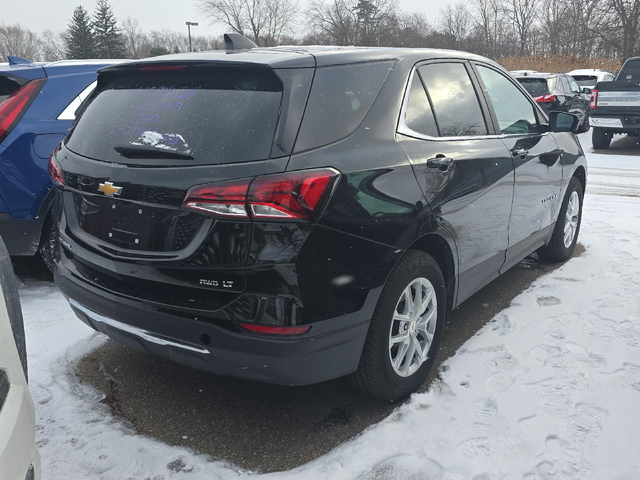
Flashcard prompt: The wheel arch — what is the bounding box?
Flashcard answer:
[405,233,457,312]
[572,165,587,194]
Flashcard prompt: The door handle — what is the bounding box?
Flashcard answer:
[539,149,563,167]
[427,155,454,170]
[511,147,528,158]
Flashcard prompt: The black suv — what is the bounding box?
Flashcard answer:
[51,38,587,400]
[515,73,591,133]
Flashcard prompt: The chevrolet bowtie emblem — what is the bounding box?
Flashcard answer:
[98,181,123,197]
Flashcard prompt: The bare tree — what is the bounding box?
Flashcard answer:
[0,24,41,61]
[503,0,540,55]
[121,17,150,59]
[440,2,472,50]
[41,29,66,61]
[471,0,506,57]
[197,0,299,46]
[597,0,640,59]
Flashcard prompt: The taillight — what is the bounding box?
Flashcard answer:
[48,144,64,187]
[237,323,310,335]
[0,78,46,144]
[534,94,555,103]
[183,168,339,221]
[590,89,598,109]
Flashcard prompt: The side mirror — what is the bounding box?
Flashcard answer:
[581,87,592,94]
[549,111,580,133]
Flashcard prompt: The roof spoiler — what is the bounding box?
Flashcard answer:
[224,33,258,50]
[8,56,32,66]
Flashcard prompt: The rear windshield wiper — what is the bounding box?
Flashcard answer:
[113,144,194,160]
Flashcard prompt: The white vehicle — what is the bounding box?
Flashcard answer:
[568,69,615,89]
[510,69,538,76]
[0,237,40,480]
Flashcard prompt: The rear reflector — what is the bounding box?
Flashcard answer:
[238,323,311,335]
[0,78,46,144]
[590,89,598,109]
[183,168,339,221]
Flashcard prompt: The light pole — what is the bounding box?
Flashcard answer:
[186,22,199,52]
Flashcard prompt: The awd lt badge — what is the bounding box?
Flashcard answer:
[98,181,123,197]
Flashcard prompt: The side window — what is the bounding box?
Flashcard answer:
[568,78,580,93]
[295,61,393,153]
[57,81,97,121]
[403,72,438,137]
[561,76,572,92]
[417,63,488,137]
[476,65,541,135]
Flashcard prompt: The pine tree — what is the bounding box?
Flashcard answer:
[92,0,125,58]
[64,6,96,59]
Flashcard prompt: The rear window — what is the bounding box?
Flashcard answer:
[294,61,393,153]
[572,75,597,87]
[517,78,549,97]
[66,67,283,165]
[620,60,640,81]
[0,75,24,102]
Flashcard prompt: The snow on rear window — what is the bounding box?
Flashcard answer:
[66,68,283,165]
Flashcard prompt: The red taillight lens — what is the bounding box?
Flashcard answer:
[590,89,598,109]
[183,169,339,221]
[48,147,64,188]
[238,323,310,335]
[0,78,46,143]
[534,94,555,103]
[184,178,252,218]
[249,169,337,220]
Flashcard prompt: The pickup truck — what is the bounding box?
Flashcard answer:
[590,57,640,148]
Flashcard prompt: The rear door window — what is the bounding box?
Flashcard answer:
[418,63,487,137]
[66,67,283,166]
[476,65,541,135]
[517,78,549,97]
[403,72,438,137]
[294,61,393,152]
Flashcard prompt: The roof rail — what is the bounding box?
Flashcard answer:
[224,33,258,50]
[8,56,32,66]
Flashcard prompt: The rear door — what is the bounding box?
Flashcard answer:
[397,60,515,304]
[472,63,563,271]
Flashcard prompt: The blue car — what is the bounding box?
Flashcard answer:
[0,56,125,270]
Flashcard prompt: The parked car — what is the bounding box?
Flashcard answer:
[510,69,538,76]
[0,235,40,480]
[568,68,615,90]
[514,72,591,132]
[0,56,125,271]
[51,35,587,401]
[589,57,640,149]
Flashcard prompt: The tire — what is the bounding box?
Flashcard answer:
[577,114,590,133]
[538,177,583,263]
[38,213,56,273]
[592,127,612,149]
[0,236,28,381]
[349,250,446,401]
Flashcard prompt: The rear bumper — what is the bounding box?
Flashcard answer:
[0,383,41,480]
[591,115,640,130]
[55,267,369,386]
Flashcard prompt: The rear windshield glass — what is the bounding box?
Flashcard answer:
[0,75,23,102]
[620,60,640,81]
[294,61,393,153]
[517,78,549,97]
[572,75,597,87]
[66,68,283,165]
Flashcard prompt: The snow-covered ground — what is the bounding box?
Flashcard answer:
[21,132,640,479]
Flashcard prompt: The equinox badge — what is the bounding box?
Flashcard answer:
[98,181,123,197]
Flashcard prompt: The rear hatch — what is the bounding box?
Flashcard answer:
[517,77,550,98]
[572,75,598,88]
[593,80,640,116]
[58,61,314,310]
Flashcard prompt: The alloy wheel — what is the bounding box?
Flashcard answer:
[388,277,437,377]
[564,191,580,247]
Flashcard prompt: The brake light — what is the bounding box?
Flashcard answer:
[534,94,555,103]
[590,89,598,109]
[0,78,46,144]
[238,323,310,335]
[48,147,64,188]
[183,169,339,221]
[139,65,184,71]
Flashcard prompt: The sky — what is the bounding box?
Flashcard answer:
[0,0,455,38]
